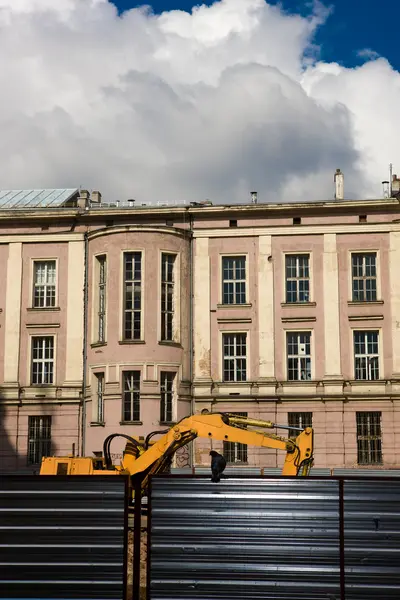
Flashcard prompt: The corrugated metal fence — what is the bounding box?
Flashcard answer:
[146,476,400,600]
[0,475,128,599]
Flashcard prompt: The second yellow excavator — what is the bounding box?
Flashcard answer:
[40,412,314,495]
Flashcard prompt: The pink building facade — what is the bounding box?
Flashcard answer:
[1,184,400,472]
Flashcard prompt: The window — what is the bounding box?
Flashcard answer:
[229,219,237,228]
[222,256,246,305]
[123,371,141,422]
[223,412,248,463]
[161,253,176,341]
[95,373,105,423]
[356,411,382,465]
[223,333,247,382]
[351,253,377,302]
[97,256,107,343]
[354,331,379,380]
[293,217,301,225]
[285,255,310,303]
[287,332,311,381]
[28,416,51,465]
[160,372,175,423]
[31,336,54,384]
[33,260,56,308]
[288,412,313,439]
[123,252,142,340]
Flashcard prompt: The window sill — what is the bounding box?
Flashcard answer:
[90,421,105,427]
[31,383,54,388]
[158,340,182,348]
[27,306,61,312]
[217,303,252,309]
[91,341,107,348]
[348,300,384,306]
[118,340,146,345]
[119,421,143,426]
[160,421,175,426]
[281,302,316,308]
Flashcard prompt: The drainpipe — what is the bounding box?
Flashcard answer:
[81,230,89,456]
[189,212,194,467]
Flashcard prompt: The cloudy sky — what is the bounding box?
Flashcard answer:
[0,0,398,204]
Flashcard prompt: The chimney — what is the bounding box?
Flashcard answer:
[334,168,344,200]
[251,191,258,204]
[391,174,400,197]
[78,189,90,209]
[91,190,102,204]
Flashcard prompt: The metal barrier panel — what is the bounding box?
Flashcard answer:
[148,477,341,599]
[344,478,400,599]
[0,475,128,599]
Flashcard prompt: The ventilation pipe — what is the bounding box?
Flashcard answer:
[334,169,344,200]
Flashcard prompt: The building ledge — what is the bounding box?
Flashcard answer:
[27,306,61,312]
[26,323,60,329]
[348,315,383,321]
[118,339,146,345]
[281,302,316,308]
[348,300,384,306]
[158,340,182,348]
[119,421,143,426]
[90,421,105,427]
[281,316,316,323]
[91,341,107,348]
[216,303,252,309]
[217,317,252,324]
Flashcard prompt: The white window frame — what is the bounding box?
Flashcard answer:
[284,253,311,303]
[121,250,144,341]
[288,412,313,438]
[221,331,248,382]
[353,329,380,381]
[348,250,381,302]
[95,373,105,423]
[160,371,176,424]
[223,411,248,463]
[350,251,379,302]
[285,330,313,381]
[31,335,55,385]
[159,252,179,342]
[221,255,247,305]
[31,259,57,308]
[218,253,249,305]
[92,254,107,344]
[122,370,141,422]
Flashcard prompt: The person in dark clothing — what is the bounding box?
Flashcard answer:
[209,450,227,482]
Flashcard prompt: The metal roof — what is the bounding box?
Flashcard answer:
[0,189,79,209]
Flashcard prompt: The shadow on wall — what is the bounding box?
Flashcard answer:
[0,402,18,473]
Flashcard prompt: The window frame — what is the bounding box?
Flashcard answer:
[284,253,311,304]
[27,415,52,466]
[93,254,107,344]
[220,255,247,305]
[285,330,313,381]
[218,253,249,306]
[350,251,379,302]
[356,411,383,465]
[160,252,178,342]
[31,259,58,309]
[160,371,176,424]
[288,412,313,439]
[348,250,381,302]
[122,370,141,422]
[353,329,381,381]
[121,250,143,342]
[30,335,55,385]
[221,331,248,382]
[95,372,105,423]
[223,411,248,464]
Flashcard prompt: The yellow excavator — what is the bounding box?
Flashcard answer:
[40,412,314,495]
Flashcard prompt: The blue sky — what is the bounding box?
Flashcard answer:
[113,0,399,71]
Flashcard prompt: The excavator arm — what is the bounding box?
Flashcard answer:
[119,412,313,491]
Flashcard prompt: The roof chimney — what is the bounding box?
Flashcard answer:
[251,191,258,204]
[334,168,344,200]
[392,174,400,197]
[78,189,90,209]
[91,190,102,204]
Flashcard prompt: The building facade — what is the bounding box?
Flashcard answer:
[1,180,400,472]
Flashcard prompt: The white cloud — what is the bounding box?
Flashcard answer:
[0,0,398,203]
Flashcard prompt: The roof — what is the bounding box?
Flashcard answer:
[0,189,79,209]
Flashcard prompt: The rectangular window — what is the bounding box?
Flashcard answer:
[352,253,377,302]
[223,333,247,382]
[160,372,175,423]
[33,260,56,308]
[223,412,248,464]
[285,254,310,303]
[161,253,176,341]
[27,416,51,465]
[287,332,311,381]
[288,412,313,439]
[123,252,142,340]
[222,256,246,304]
[354,331,379,380]
[95,373,105,423]
[31,336,54,384]
[356,411,382,465]
[97,256,107,343]
[123,371,141,422]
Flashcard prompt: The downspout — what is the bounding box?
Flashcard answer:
[189,212,194,467]
[81,230,89,456]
